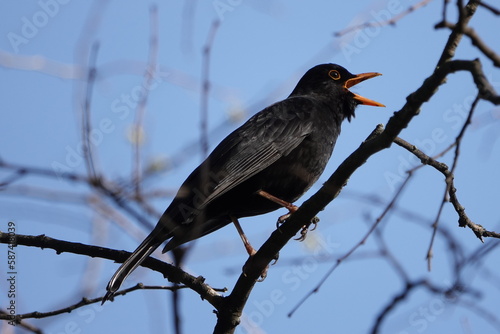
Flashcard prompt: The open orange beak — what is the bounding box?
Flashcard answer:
[344,72,385,107]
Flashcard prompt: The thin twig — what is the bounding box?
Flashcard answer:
[436,21,500,67]
[424,91,479,271]
[426,182,451,271]
[373,225,410,282]
[132,5,159,197]
[436,0,480,66]
[288,171,412,317]
[442,0,450,23]
[479,1,500,15]
[370,280,460,334]
[334,0,434,37]
[0,283,226,322]
[394,136,500,241]
[81,42,100,181]
[0,160,155,230]
[0,310,43,333]
[200,20,220,158]
[370,280,426,334]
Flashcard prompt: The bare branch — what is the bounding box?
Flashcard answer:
[0,283,227,323]
[426,94,480,269]
[393,136,500,241]
[0,310,42,333]
[334,0,433,37]
[213,3,499,327]
[436,21,500,67]
[371,280,426,334]
[200,20,220,158]
[3,1,499,332]
[0,232,225,310]
[288,170,412,318]
[132,4,160,197]
[479,1,500,15]
[370,280,461,334]
[436,0,480,66]
[81,42,100,181]
[0,160,155,230]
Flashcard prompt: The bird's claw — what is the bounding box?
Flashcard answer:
[276,213,290,230]
[310,216,320,231]
[243,256,269,282]
[295,225,309,241]
[294,216,320,241]
[242,250,279,281]
[271,251,279,265]
[257,268,268,282]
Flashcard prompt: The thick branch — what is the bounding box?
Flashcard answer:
[436,0,480,66]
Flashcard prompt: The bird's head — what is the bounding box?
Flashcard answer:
[290,63,385,121]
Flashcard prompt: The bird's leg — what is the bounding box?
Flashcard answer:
[256,190,320,241]
[231,216,268,281]
[255,190,298,228]
[231,216,256,256]
[256,190,298,213]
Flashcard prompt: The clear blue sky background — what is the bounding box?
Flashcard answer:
[1,1,499,333]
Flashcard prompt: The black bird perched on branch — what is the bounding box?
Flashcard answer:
[103,63,384,302]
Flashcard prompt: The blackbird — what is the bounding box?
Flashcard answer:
[103,63,384,302]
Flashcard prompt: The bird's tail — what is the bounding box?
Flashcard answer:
[102,229,164,304]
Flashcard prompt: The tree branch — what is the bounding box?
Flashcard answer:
[436,0,480,66]
[212,1,500,328]
[436,21,500,67]
[288,170,413,317]
[393,137,500,241]
[0,283,226,322]
[333,0,433,37]
[0,232,225,312]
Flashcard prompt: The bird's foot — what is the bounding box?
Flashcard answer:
[258,189,318,238]
[242,254,268,282]
[242,251,279,282]
[276,212,320,241]
[276,212,291,229]
[294,216,320,241]
[271,251,280,265]
[257,265,268,282]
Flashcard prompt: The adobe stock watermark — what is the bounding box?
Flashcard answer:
[340,0,403,63]
[240,234,340,331]
[384,94,477,192]
[7,0,72,53]
[397,287,458,334]
[47,303,105,334]
[384,72,500,192]
[212,0,244,21]
[51,69,166,180]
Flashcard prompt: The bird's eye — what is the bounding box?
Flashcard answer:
[328,70,341,80]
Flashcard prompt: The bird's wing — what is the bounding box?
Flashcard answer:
[200,97,315,206]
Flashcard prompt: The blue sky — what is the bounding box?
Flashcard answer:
[1,1,500,333]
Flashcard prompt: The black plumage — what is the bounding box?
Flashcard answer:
[103,63,383,302]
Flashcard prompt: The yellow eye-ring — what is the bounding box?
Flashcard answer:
[328,70,341,80]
